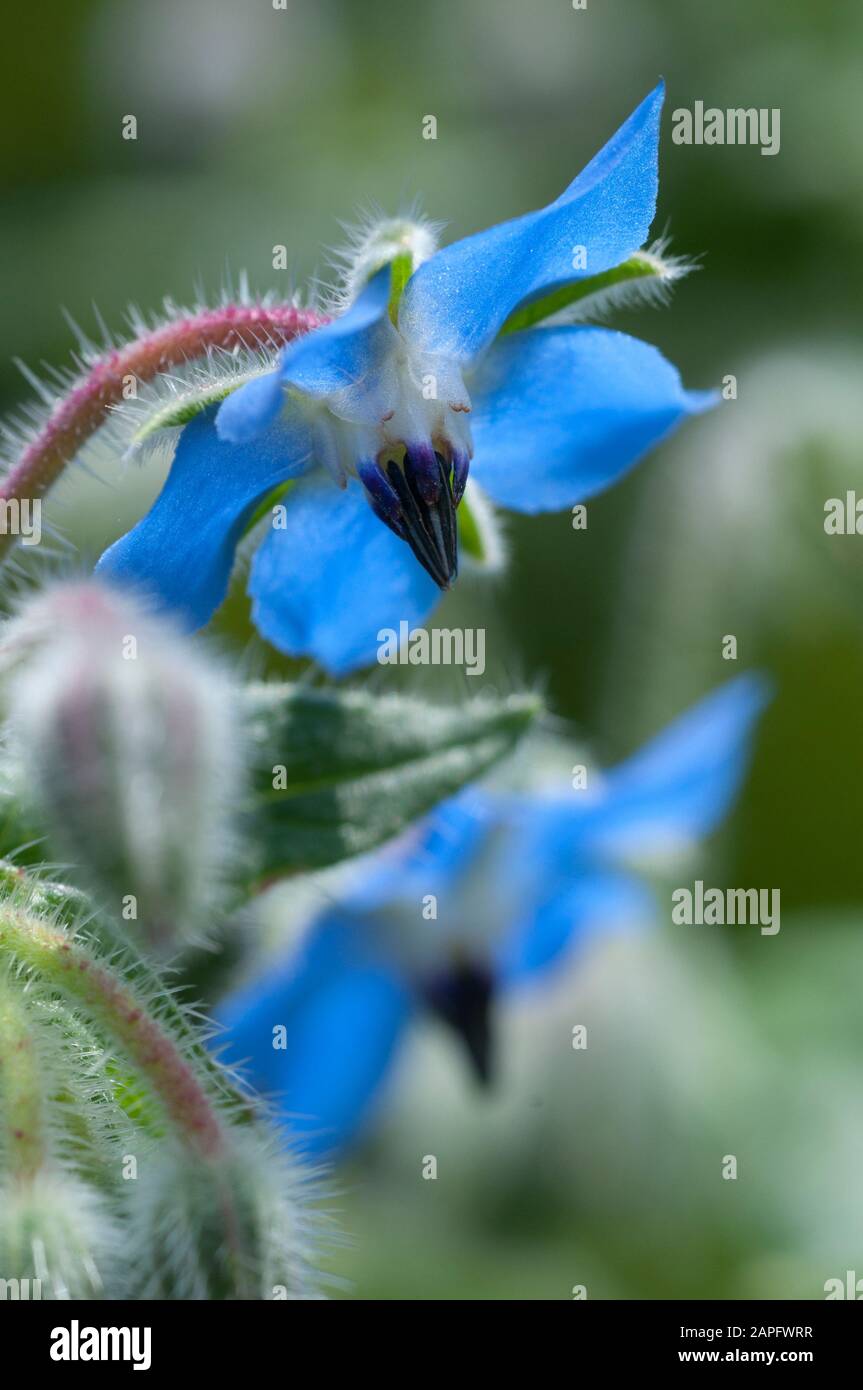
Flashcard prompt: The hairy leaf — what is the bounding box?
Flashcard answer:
[241,684,540,882]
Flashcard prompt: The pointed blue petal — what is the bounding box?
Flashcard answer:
[216,370,284,445]
[492,675,769,982]
[341,787,497,913]
[468,325,716,513]
[508,673,770,880]
[399,83,664,363]
[281,266,393,391]
[215,914,414,1157]
[578,672,772,856]
[96,406,311,630]
[496,871,654,985]
[216,269,396,443]
[249,473,440,676]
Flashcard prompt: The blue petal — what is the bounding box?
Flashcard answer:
[216,370,284,446]
[496,871,654,985]
[468,326,716,513]
[492,675,769,982]
[282,267,394,390]
[341,787,497,914]
[215,914,414,1158]
[217,269,395,444]
[578,672,772,855]
[96,405,311,630]
[508,673,771,876]
[398,83,664,363]
[249,472,441,676]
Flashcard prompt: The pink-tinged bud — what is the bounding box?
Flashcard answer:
[1,581,239,951]
[126,1133,324,1300]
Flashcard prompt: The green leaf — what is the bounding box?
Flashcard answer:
[241,684,541,883]
[387,251,414,323]
[128,370,269,450]
[499,251,678,335]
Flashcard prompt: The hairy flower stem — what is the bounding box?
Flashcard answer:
[0,303,327,562]
[0,977,44,1181]
[0,909,224,1159]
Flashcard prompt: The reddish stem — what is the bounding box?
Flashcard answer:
[0,911,225,1160]
[0,303,327,558]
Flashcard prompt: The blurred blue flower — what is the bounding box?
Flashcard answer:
[98,80,714,675]
[215,674,769,1158]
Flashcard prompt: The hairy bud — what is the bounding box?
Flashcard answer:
[126,1133,323,1300]
[0,1172,120,1299]
[331,210,442,311]
[0,580,239,950]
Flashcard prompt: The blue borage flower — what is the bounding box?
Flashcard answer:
[97,81,714,675]
[215,674,769,1157]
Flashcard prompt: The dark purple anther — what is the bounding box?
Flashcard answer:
[359,451,459,589]
[451,450,470,506]
[358,460,403,528]
[404,442,442,505]
[424,960,495,1085]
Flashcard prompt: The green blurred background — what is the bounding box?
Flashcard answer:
[2,0,862,1299]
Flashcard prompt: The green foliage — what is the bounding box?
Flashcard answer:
[499,252,672,334]
[0,585,540,1298]
[240,684,541,882]
[128,374,262,448]
[0,864,321,1299]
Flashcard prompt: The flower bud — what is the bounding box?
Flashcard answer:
[1,580,239,950]
[126,1132,323,1300]
[0,1172,120,1299]
[333,211,441,310]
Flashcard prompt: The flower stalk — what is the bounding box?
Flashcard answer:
[0,303,326,563]
[0,974,45,1181]
[0,907,224,1159]
[0,889,322,1299]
